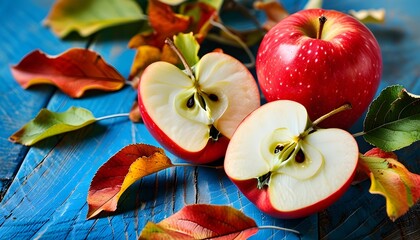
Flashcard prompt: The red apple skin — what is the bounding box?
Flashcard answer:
[230,169,357,219]
[256,9,382,129]
[138,96,230,164]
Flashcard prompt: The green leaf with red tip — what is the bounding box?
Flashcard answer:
[9,107,96,146]
[11,49,125,98]
[87,144,173,219]
[363,85,420,151]
[359,148,420,221]
[139,204,258,239]
[44,0,146,38]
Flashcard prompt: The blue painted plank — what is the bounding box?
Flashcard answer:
[0,0,419,240]
[0,0,87,196]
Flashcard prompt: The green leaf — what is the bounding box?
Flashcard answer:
[44,0,147,38]
[158,0,188,6]
[304,0,323,9]
[358,148,420,221]
[198,0,223,11]
[363,85,420,151]
[9,107,96,146]
[173,32,200,67]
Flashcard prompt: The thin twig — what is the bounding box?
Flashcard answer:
[173,163,224,170]
[352,131,365,137]
[209,18,256,68]
[258,225,301,236]
[96,113,130,121]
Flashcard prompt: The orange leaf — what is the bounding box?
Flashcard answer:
[11,48,125,98]
[254,1,289,31]
[129,45,162,81]
[359,148,420,221]
[129,100,142,123]
[180,1,218,43]
[128,44,179,81]
[139,204,258,239]
[87,144,173,219]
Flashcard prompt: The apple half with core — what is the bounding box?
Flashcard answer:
[224,100,359,218]
[138,40,260,163]
[256,9,382,129]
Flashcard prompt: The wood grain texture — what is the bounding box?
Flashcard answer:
[0,0,419,239]
[0,0,82,198]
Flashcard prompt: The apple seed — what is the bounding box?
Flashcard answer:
[208,93,219,102]
[257,171,271,189]
[209,125,221,141]
[274,144,285,154]
[295,150,305,163]
[187,94,195,108]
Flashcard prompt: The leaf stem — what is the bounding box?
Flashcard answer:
[96,113,130,121]
[312,103,352,127]
[124,80,135,87]
[209,18,256,68]
[173,163,224,170]
[258,225,301,236]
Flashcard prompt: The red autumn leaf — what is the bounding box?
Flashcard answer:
[137,0,191,48]
[87,144,173,219]
[139,204,259,239]
[11,48,125,98]
[359,148,420,221]
[180,1,218,43]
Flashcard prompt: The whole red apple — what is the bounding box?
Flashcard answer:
[256,9,382,129]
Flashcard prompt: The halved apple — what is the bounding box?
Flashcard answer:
[224,100,359,218]
[138,52,261,163]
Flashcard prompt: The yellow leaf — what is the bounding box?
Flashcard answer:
[359,148,420,221]
[87,144,173,219]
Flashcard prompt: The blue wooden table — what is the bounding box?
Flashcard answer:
[0,0,419,239]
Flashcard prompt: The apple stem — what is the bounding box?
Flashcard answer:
[312,103,352,127]
[352,131,365,137]
[173,163,224,170]
[258,225,301,236]
[317,15,327,39]
[95,113,130,121]
[165,38,196,82]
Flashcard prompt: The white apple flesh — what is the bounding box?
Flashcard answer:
[139,52,261,163]
[224,100,359,218]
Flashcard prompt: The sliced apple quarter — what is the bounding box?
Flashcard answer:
[138,52,260,163]
[224,100,359,218]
